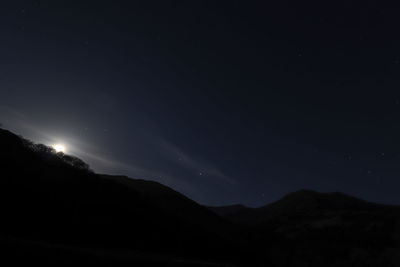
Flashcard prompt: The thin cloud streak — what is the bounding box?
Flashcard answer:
[0,106,234,199]
[75,148,199,197]
[158,138,237,185]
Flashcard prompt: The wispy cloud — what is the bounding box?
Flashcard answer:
[158,138,237,185]
[0,105,236,198]
[75,148,199,196]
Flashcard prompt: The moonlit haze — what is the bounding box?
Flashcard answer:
[53,144,66,153]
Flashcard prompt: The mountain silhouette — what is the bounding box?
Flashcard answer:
[0,128,243,266]
[210,190,400,266]
[210,189,387,224]
[1,127,400,266]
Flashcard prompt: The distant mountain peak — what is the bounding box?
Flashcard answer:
[207,189,384,226]
[262,189,372,213]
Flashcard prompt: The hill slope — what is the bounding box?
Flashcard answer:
[2,127,400,266]
[211,190,400,266]
[217,189,388,224]
[0,128,242,265]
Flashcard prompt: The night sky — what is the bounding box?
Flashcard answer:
[2,1,400,207]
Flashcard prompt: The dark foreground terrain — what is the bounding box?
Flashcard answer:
[1,128,400,266]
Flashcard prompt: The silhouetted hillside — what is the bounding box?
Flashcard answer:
[2,127,400,266]
[0,128,244,266]
[217,189,387,224]
[211,190,400,266]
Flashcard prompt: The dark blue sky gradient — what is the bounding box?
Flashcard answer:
[2,1,400,206]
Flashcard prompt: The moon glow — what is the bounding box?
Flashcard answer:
[53,144,66,153]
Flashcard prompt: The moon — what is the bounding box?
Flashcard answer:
[53,144,66,153]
